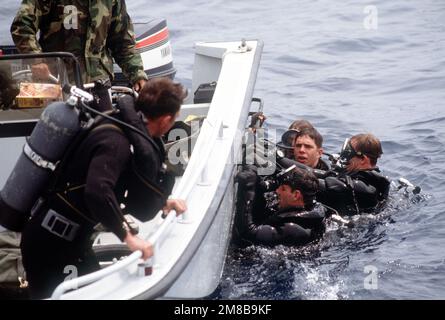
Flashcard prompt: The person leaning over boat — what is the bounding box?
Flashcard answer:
[235,166,326,246]
[20,78,187,299]
[316,133,390,216]
[278,119,330,170]
[10,0,148,110]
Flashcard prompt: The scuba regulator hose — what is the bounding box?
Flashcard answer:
[79,99,151,141]
[65,84,154,145]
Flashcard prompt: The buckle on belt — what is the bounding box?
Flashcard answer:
[41,210,80,241]
[23,142,58,171]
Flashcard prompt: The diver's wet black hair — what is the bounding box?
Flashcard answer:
[136,78,186,119]
[284,166,319,210]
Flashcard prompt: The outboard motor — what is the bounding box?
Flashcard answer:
[0,101,80,231]
[113,18,176,86]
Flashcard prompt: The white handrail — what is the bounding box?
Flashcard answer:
[50,210,179,300]
[83,84,139,98]
[51,250,142,300]
[148,210,178,245]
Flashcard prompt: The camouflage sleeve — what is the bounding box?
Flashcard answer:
[108,0,148,84]
[10,0,43,53]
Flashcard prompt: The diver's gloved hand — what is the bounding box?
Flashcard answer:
[249,112,266,129]
[235,165,258,188]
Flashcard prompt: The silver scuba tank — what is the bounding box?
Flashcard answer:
[0,101,80,231]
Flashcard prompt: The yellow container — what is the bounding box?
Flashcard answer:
[15,83,62,109]
[15,96,61,109]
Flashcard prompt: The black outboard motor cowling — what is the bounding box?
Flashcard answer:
[0,101,80,231]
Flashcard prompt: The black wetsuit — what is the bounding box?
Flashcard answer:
[316,158,330,171]
[235,166,326,246]
[20,122,166,299]
[317,168,390,216]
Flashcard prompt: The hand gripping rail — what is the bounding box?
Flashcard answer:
[51,210,179,300]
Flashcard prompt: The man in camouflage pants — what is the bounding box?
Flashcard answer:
[10,0,148,109]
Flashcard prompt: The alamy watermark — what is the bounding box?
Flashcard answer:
[165,124,278,176]
[63,5,79,30]
[363,5,378,30]
[63,265,79,290]
[364,265,378,290]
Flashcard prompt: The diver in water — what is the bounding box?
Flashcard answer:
[278,124,330,171]
[265,128,390,217]
[235,165,326,246]
[316,133,390,216]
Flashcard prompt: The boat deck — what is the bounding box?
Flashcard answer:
[0,108,43,138]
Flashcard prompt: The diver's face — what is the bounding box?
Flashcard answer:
[276,185,303,209]
[156,111,180,137]
[293,135,323,168]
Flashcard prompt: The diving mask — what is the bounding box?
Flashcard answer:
[276,129,301,150]
[337,138,363,167]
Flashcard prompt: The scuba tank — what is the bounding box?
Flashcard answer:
[0,100,81,231]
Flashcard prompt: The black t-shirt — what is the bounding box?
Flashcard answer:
[51,125,132,240]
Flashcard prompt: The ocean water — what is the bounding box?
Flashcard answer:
[1,0,444,299]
